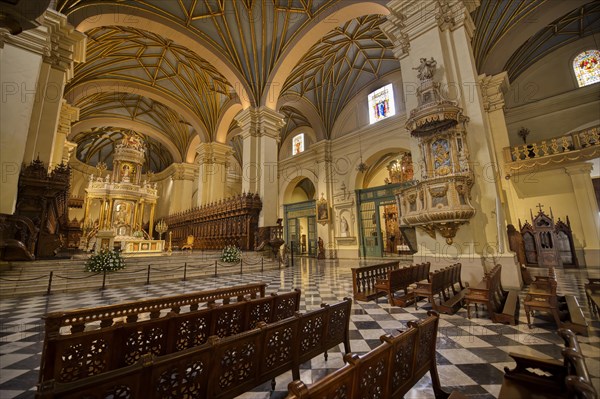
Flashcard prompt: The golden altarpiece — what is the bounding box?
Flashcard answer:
[396,58,476,244]
[79,135,163,255]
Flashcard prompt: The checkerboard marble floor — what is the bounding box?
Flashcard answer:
[1,258,599,398]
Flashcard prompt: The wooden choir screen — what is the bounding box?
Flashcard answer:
[165,193,262,250]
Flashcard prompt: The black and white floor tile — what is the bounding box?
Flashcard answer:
[1,258,599,398]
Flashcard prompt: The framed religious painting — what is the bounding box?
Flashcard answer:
[316,194,329,225]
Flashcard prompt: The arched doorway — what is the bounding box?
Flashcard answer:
[355,152,417,258]
[283,178,318,257]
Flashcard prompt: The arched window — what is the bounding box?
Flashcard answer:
[292,133,304,155]
[573,50,600,87]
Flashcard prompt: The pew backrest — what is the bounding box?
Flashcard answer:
[286,311,445,399]
[40,289,300,385]
[36,298,353,399]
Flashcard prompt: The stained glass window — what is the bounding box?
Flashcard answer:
[368,84,396,124]
[573,50,600,87]
[292,133,304,155]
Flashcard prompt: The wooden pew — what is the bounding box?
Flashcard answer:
[413,263,467,314]
[373,262,430,306]
[464,264,520,325]
[524,267,588,336]
[499,329,597,399]
[35,298,353,399]
[285,311,452,399]
[39,289,301,385]
[351,261,399,301]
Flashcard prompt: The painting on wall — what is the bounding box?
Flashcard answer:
[432,138,451,175]
[316,193,329,225]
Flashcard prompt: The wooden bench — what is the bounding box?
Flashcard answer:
[286,311,455,399]
[373,262,430,306]
[351,261,399,301]
[585,278,600,318]
[39,288,300,385]
[413,263,467,314]
[464,264,520,325]
[499,329,597,398]
[524,267,588,336]
[36,298,353,399]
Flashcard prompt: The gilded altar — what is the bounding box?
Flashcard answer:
[80,134,161,252]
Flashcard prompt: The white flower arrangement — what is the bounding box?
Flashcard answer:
[85,249,126,272]
[221,245,242,263]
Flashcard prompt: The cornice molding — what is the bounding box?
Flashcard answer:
[196,142,233,165]
[235,106,286,141]
[170,162,198,181]
[478,72,510,112]
[505,85,600,124]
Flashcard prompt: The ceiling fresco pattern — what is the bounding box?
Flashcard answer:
[54,0,599,169]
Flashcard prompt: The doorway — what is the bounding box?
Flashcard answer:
[356,183,414,258]
[284,200,317,257]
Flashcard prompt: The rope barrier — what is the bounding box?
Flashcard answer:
[150,265,185,273]
[54,272,101,280]
[0,275,48,282]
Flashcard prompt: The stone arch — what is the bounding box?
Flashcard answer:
[215,100,244,144]
[277,93,327,141]
[65,7,253,108]
[185,135,201,164]
[280,173,319,208]
[70,117,183,163]
[263,1,390,109]
[351,145,412,190]
[65,81,211,143]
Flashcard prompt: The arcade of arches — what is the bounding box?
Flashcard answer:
[1,1,599,282]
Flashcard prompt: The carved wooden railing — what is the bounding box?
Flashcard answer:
[165,193,262,250]
[36,298,353,399]
[503,126,599,173]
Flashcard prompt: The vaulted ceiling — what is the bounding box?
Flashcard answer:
[55,0,599,171]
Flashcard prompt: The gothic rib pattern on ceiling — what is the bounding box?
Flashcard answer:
[281,14,400,138]
[73,127,174,173]
[74,92,195,161]
[66,25,234,141]
[279,105,311,146]
[57,0,338,106]
[504,2,600,81]
[471,0,547,72]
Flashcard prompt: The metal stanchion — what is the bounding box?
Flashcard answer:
[45,271,53,296]
[182,262,187,281]
[214,260,218,276]
[101,270,107,290]
[145,265,151,285]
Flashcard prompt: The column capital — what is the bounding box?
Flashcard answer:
[57,99,80,136]
[234,106,286,141]
[169,162,198,181]
[41,9,86,80]
[63,140,77,164]
[382,0,479,59]
[196,142,232,165]
[478,72,510,112]
[564,162,594,176]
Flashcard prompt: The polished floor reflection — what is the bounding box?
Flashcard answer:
[1,257,598,398]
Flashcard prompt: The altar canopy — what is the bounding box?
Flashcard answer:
[80,135,159,253]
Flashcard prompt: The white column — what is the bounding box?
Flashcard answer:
[0,9,84,214]
[196,142,232,206]
[235,107,285,227]
[170,162,197,213]
[50,100,79,168]
[381,0,522,287]
[565,163,600,267]
[313,141,335,257]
